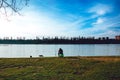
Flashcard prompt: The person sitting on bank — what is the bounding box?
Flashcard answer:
[58,48,64,57]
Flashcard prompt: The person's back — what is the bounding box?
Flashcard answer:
[58,48,64,57]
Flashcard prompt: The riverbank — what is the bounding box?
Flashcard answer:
[0,56,120,80]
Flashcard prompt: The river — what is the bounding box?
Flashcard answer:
[0,44,120,58]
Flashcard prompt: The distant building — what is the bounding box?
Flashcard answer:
[115,35,120,40]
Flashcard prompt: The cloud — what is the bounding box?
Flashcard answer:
[0,6,81,38]
[88,15,120,37]
[89,3,112,17]
[93,18,105,25]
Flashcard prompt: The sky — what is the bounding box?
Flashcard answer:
[0,0,120,39]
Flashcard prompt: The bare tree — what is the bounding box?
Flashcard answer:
[0,0,29,16]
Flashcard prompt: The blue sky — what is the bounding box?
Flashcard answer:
[0,0,120,38]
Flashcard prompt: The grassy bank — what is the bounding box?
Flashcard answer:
[0,57,120,80]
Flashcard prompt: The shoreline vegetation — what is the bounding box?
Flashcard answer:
[0,36,120,44]
[0,39,120,44]
[0,56,120,80]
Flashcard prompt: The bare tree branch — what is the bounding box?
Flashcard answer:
[0,0,4,8]
[0,0,29,16]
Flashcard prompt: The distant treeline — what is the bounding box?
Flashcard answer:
[0,36,120,44]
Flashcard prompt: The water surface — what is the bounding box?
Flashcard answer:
[0,44,120,58]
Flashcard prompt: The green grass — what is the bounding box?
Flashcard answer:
[0,57,120,80]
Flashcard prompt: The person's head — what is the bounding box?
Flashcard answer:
[59,48,62,50]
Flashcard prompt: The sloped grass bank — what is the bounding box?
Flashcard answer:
[0,57,120,80]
